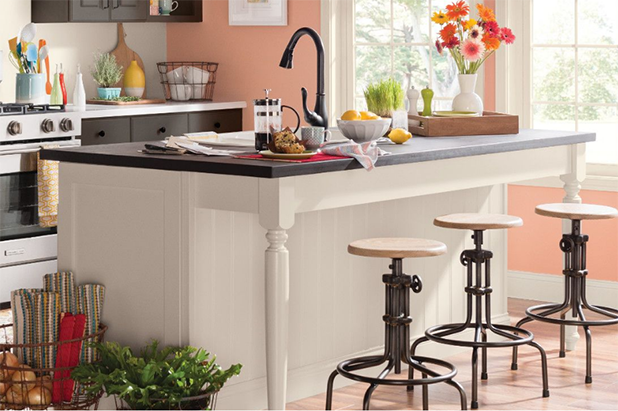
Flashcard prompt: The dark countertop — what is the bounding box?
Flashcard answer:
[41,129,595,179]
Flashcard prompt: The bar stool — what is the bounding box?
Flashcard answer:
[512,203,618,384]
[411,214,549,409]
[325,238,467,410]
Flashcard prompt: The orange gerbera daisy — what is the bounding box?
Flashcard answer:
[482,32,500,50]
[440,23,458,42]
[476,3,496,21]
[446,1,469,20]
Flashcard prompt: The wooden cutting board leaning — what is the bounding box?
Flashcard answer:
[110,23,146,97]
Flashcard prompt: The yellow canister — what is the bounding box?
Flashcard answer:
[124,60,145,98]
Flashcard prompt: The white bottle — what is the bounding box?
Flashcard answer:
[73,64,86,110]
[407,86,420,116]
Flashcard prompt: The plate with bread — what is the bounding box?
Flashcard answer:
[260,127,317,159]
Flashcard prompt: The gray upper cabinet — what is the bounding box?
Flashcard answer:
[111,0,148,21]
[71,0,110,22]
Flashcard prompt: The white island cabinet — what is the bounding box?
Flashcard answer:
[41,129,593,410]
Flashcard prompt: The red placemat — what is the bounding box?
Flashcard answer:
[235,152,349,163]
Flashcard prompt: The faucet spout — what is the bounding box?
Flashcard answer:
[279,27,328,129]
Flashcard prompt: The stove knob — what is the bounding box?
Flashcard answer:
[7,121,22,136]
[60,118,74,132]
[41,119,55,133]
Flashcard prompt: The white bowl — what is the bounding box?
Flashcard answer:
[170,84,192,101]
[336,118,391,143]
[185,66,209,85]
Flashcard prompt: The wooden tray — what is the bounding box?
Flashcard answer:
[86,98,166,106]
[408,111,519,137]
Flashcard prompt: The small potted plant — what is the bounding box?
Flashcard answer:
[364,78,407,133]
[91,52,123,100]
[72,340,242,410]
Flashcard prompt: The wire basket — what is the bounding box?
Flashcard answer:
[157,62,219,102]
[0,323,107,410]
[114,390,219,410]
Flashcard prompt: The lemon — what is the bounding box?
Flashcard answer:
[388,128,412,144]
[341,110,362,121]
[360,111,381,120]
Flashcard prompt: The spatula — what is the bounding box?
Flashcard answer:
[39,39,52,94]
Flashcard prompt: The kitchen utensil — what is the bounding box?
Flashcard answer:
[50,64,63,105]
[421,86,434,116]
[336,118,391,143]
[253,89,301,151]
[38,44,49,70]
[110,23,146,97]
[26,44,38,72]
[160,0,179,15]
[59,63,67,104]
[301,126,331,150]
[170,84,192,101]
[17,23,37,45]
[73,64,86,109]
[39,40,52,94]
[260,150,317,160]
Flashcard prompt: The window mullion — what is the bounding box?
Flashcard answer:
[574,0,579,131]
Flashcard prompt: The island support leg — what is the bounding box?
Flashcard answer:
[259,178,295,410]
[560,143,586,352]
[265,229,290,410]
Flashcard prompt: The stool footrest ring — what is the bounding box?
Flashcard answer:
[337,355,457,386]
[425,323,534,347]
[526,303,618,326]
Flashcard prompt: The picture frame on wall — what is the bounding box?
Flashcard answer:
[229,0,288,26]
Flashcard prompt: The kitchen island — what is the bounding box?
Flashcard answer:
[42,130,593,410]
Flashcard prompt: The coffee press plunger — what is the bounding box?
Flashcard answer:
[253,89,301,151]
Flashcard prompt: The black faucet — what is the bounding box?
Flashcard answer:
[279,27,328,129]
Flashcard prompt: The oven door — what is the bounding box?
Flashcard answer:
[0,139,80,303]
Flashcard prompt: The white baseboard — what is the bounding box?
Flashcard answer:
[217,313,511,410]
[508,270,618,308]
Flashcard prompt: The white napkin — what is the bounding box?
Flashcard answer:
[320,141,388,171]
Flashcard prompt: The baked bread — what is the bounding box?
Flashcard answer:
[269,127,305,154]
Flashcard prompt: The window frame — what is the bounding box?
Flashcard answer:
[496,0,618,177]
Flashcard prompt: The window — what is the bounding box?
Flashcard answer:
[353,0,464,111]
[530,0,618,165]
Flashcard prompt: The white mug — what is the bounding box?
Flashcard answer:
[161,0,178,15]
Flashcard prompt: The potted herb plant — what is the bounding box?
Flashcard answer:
[72,340,242,410]
[91,52,123,100]
[364,78,406,133]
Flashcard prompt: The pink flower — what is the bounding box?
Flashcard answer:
[435,39,444,55]
[442,37,460,49]
[460,39,486,61]
[483,20,500,36]
[500,27,516,44]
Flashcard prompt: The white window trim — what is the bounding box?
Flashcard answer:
[321,0,485,122]
[495,0,618,188]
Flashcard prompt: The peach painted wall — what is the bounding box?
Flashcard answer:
[166,0,321,130]
[508,185,618,282]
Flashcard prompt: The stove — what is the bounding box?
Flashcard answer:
[0,103,82,305]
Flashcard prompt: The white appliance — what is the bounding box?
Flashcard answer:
[0,103,81,305]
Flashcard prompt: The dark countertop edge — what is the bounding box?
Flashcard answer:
[41,132,596,179]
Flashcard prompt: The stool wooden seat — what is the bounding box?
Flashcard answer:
[434,213,523,230]
[536,203,618,220]
[348,238,447,259]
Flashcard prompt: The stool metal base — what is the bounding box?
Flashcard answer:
[512,220,618,384]
[325,259,467,410]
[411,231,549,409]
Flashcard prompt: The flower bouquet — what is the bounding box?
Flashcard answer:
[432,1,515,113]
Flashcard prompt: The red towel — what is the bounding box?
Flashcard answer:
[64,314,86,402]
[53,313,75,403]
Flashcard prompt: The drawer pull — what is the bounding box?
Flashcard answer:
[98,130,106,137]
[214,122,221,129]
[158,127,167,134]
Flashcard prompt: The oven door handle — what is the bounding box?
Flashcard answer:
[0,140,81,156]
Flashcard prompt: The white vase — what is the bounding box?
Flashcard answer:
[452,74,484,114]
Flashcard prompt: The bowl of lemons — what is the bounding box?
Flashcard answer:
[337,110,392,143]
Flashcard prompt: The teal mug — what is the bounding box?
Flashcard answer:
[16,74,46,104]
[161,0,179,15]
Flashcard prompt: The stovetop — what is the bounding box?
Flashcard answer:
[0,103,66,116]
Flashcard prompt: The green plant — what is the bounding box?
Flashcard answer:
[364,79,405,117]
[72,340,242,410]
[91,53,123,88]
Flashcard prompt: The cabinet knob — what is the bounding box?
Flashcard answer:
[158,127,167,134]
[214,122,221,129]
[98,130,106,137]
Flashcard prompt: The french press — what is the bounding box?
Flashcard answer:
[254,89,301,151]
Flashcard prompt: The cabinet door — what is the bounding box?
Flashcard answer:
[80,117,131,146]
[71,0,110,21]
[188,109,243,134]
[131,114,188,142]
[111,0,147,21]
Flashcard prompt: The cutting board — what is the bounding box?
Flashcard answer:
[86,98,166,106]
[110,23,147,97]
